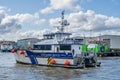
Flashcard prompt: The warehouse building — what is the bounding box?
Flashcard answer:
[83,35,120,52]
[17,38,40,49]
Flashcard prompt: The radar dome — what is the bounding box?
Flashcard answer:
[63,19,69,26]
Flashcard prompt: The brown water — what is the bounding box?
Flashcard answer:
[0,52,120,80]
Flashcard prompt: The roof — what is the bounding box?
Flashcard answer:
[88,40,107,43]
[98,35,120,37]
[43,32,71,36]
[18,38,40,41]
[0,41,15,45]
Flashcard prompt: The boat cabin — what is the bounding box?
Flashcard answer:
[33,43,82,57]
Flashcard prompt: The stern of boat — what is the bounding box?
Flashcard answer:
[82,52,100,67]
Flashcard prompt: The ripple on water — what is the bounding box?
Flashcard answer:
[0,53,120,80]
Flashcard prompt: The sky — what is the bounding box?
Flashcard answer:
[0,0,120,41]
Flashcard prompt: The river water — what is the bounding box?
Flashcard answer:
[0,52,120,80]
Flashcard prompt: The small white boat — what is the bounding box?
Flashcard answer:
[12,11,100,68]
[1,43,13,52]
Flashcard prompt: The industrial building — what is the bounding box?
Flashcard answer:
[83,35,120,53]
[96,35,120,49]
[17,38,40,49]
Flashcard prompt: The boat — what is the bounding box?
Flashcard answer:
[12,11,100,68]
[0,42,14,52]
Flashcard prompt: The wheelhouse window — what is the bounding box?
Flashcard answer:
[60,45,71,50]
[34,45,51,50]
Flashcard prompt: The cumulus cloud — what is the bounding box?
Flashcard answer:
[1,1,120,41]
[49,10,120,36]
[41,7,53,14]
[1,29,51,41]
[68,10,120,32]
[0,7,7,23]
[49,18,61,27]
[0,16,21,33]
[40,0,82,14]
[0,7,22,34]
[0,6,46,34]
[11,13,46,25]
[16,29,51,40]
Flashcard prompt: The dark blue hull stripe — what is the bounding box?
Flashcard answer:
[29,57,36,64]
[34,57,38,64]
[29,56,38,64]
[26,50,73,59]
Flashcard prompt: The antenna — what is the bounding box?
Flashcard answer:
[62,10,64,20]
[58,10,69,32]
[60,10,65,32]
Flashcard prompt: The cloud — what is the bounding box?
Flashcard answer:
[68,10,120,32]
[16,29,50,40]
[0,6,46,34]
[0,16,21,33]
[105,17,120,27]
[1,29,50,41]
[49,18,61,27]
[34,19,46,26]
[40,7,53,14]
[0,7,22,34]
[0,7,7,23]
[40,0,82,14]
[49,10,120,36]
[12,13,46,25]
[1,2,120,41]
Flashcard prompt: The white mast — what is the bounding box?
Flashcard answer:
[54,10,71,43]
[58,10,69,32]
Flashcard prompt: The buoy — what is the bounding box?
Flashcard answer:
[49,58,56,64]
[64,60,70,65]
[19,50,25,54]
[11,49,16,53]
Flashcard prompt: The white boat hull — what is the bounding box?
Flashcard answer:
[14,51,80,65]
[13,50,100,68]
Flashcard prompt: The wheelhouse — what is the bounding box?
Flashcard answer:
[33,44,72,52]
[33,44,82,56]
